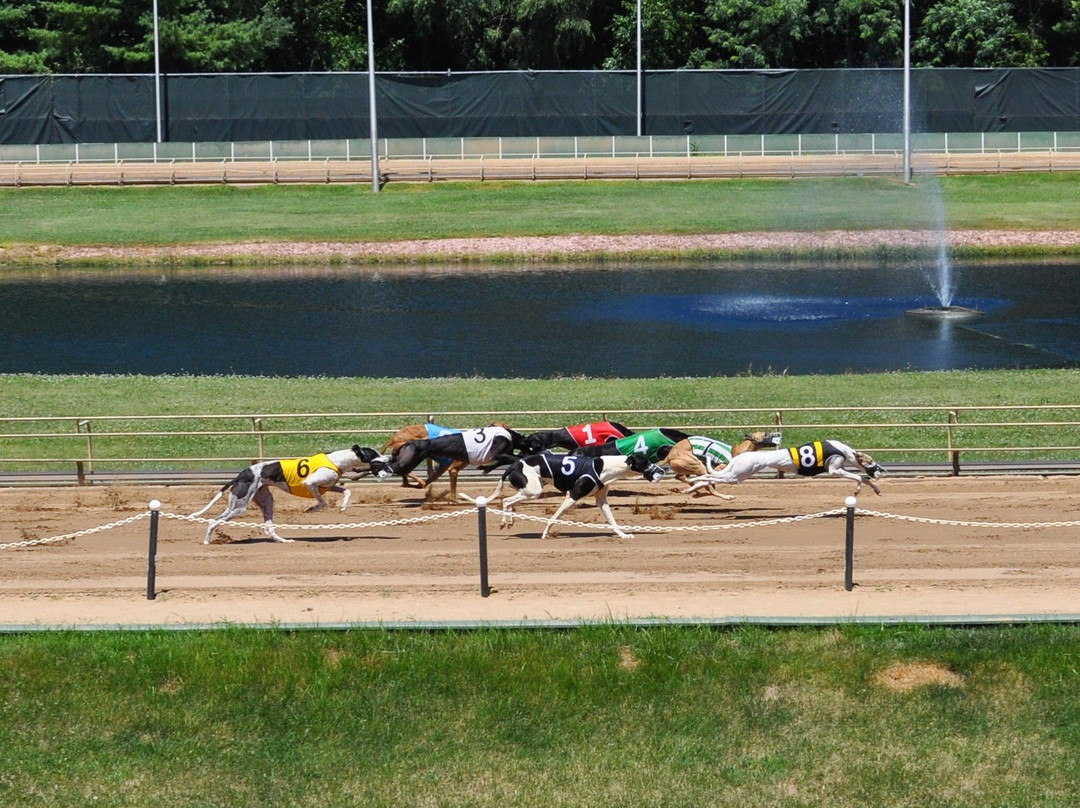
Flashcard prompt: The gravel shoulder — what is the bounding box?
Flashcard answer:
[3,229,1080,267]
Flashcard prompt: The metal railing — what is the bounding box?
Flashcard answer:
[1,133,1079,186]
[3,405,1080,484]
[3,132,1079,164]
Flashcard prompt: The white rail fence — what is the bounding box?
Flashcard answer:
[3,405,1080,484]
[2,132,1079,185]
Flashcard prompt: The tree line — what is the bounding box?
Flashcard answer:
[1,0,1076,74]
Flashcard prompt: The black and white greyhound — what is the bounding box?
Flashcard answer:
[464,450,666,539]
[371,424,530,499]
[682,438,886,497]
[191,445,388,544]
[523,421,635,454]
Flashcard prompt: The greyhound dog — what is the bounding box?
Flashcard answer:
[465,451,666,539]
[576,427,691,464]
[371,423,529,499]
[191,445,388,544]
[665,431,783,498]
[380,422,461,488]
[523,421,634,454]
[683,439,886,497]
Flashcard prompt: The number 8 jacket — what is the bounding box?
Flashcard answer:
[788,440,845,476]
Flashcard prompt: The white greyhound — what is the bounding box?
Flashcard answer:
[464,451,666,539]
[191,445,388,543]
[682,439,885,497]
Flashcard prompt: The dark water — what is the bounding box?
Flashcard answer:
[7,259,1080,377]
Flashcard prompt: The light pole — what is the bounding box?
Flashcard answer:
[366,0,380,193]
[152,0,162,142]
[903,0,911,183]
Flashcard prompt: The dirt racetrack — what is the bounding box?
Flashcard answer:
[3,471,1080,628]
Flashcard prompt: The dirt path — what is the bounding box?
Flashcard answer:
[4,228,1080,267]
[3,473,1080,627]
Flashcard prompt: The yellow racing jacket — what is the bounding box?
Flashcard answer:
[280,453,340,497]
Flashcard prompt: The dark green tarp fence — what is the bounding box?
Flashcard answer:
[1,68,1077,145]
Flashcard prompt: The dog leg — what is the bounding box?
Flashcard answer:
[828,464,881,496]
[541,495,581,540]
[202,491,252,544]
[253,486,290,542]
[594,489,633,539]
[446,462,465,500]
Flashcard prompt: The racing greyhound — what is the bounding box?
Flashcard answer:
[523,421,634,454]
[464,450,666,539]
[191,445,388,544]
[682,438,885,497]
[371,423,529,499]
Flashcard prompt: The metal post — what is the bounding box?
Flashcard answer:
[366,0,380,193]
[152,0,163,143]
[844,496,857,591]
[147,499,161,600]
[476,496,490,597]
[948,410,961,476]
[635,0,642,137]
[902,0,911,183]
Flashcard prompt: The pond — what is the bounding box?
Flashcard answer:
[9,258,1080,377]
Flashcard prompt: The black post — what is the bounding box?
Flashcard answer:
[477,496,490,597]
[844,496,856,591]
[147,500,161,600]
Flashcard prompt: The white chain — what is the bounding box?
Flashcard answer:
[0,511,150,549]
[855,509,1080,530]
[164,508,474,531]
[483,505,846,533]
[6,504,1079,551]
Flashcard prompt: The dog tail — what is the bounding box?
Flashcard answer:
[459,474,507,505]
[189,488,226,518]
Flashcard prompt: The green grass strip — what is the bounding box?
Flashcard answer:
[0,174,1077,257]
[2,370,1080,467]
[2,624,1080,807]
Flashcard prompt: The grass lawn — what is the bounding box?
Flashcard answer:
[2,624,1080,807]
[0,174,1077,257]
[2,370,1080,468]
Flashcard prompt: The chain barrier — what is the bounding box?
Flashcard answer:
[5,503,1079,553]
[485,505,847,533]
[0,511,150,550]
[162,508,474,532]
[854,509,1080,530]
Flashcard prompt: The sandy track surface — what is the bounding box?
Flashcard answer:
[3,473,1080,627]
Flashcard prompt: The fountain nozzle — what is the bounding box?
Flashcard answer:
[905,306,983,320]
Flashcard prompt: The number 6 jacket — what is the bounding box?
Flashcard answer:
[280,453,340,497]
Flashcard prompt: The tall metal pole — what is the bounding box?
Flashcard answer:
[152,0,162,143]
[635,0,642,136]
[903,0,911,183]
[366,0,380,193]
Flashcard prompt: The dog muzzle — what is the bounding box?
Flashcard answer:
[644,465,666,482]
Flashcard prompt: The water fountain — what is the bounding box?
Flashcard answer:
[904,185,983,320]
